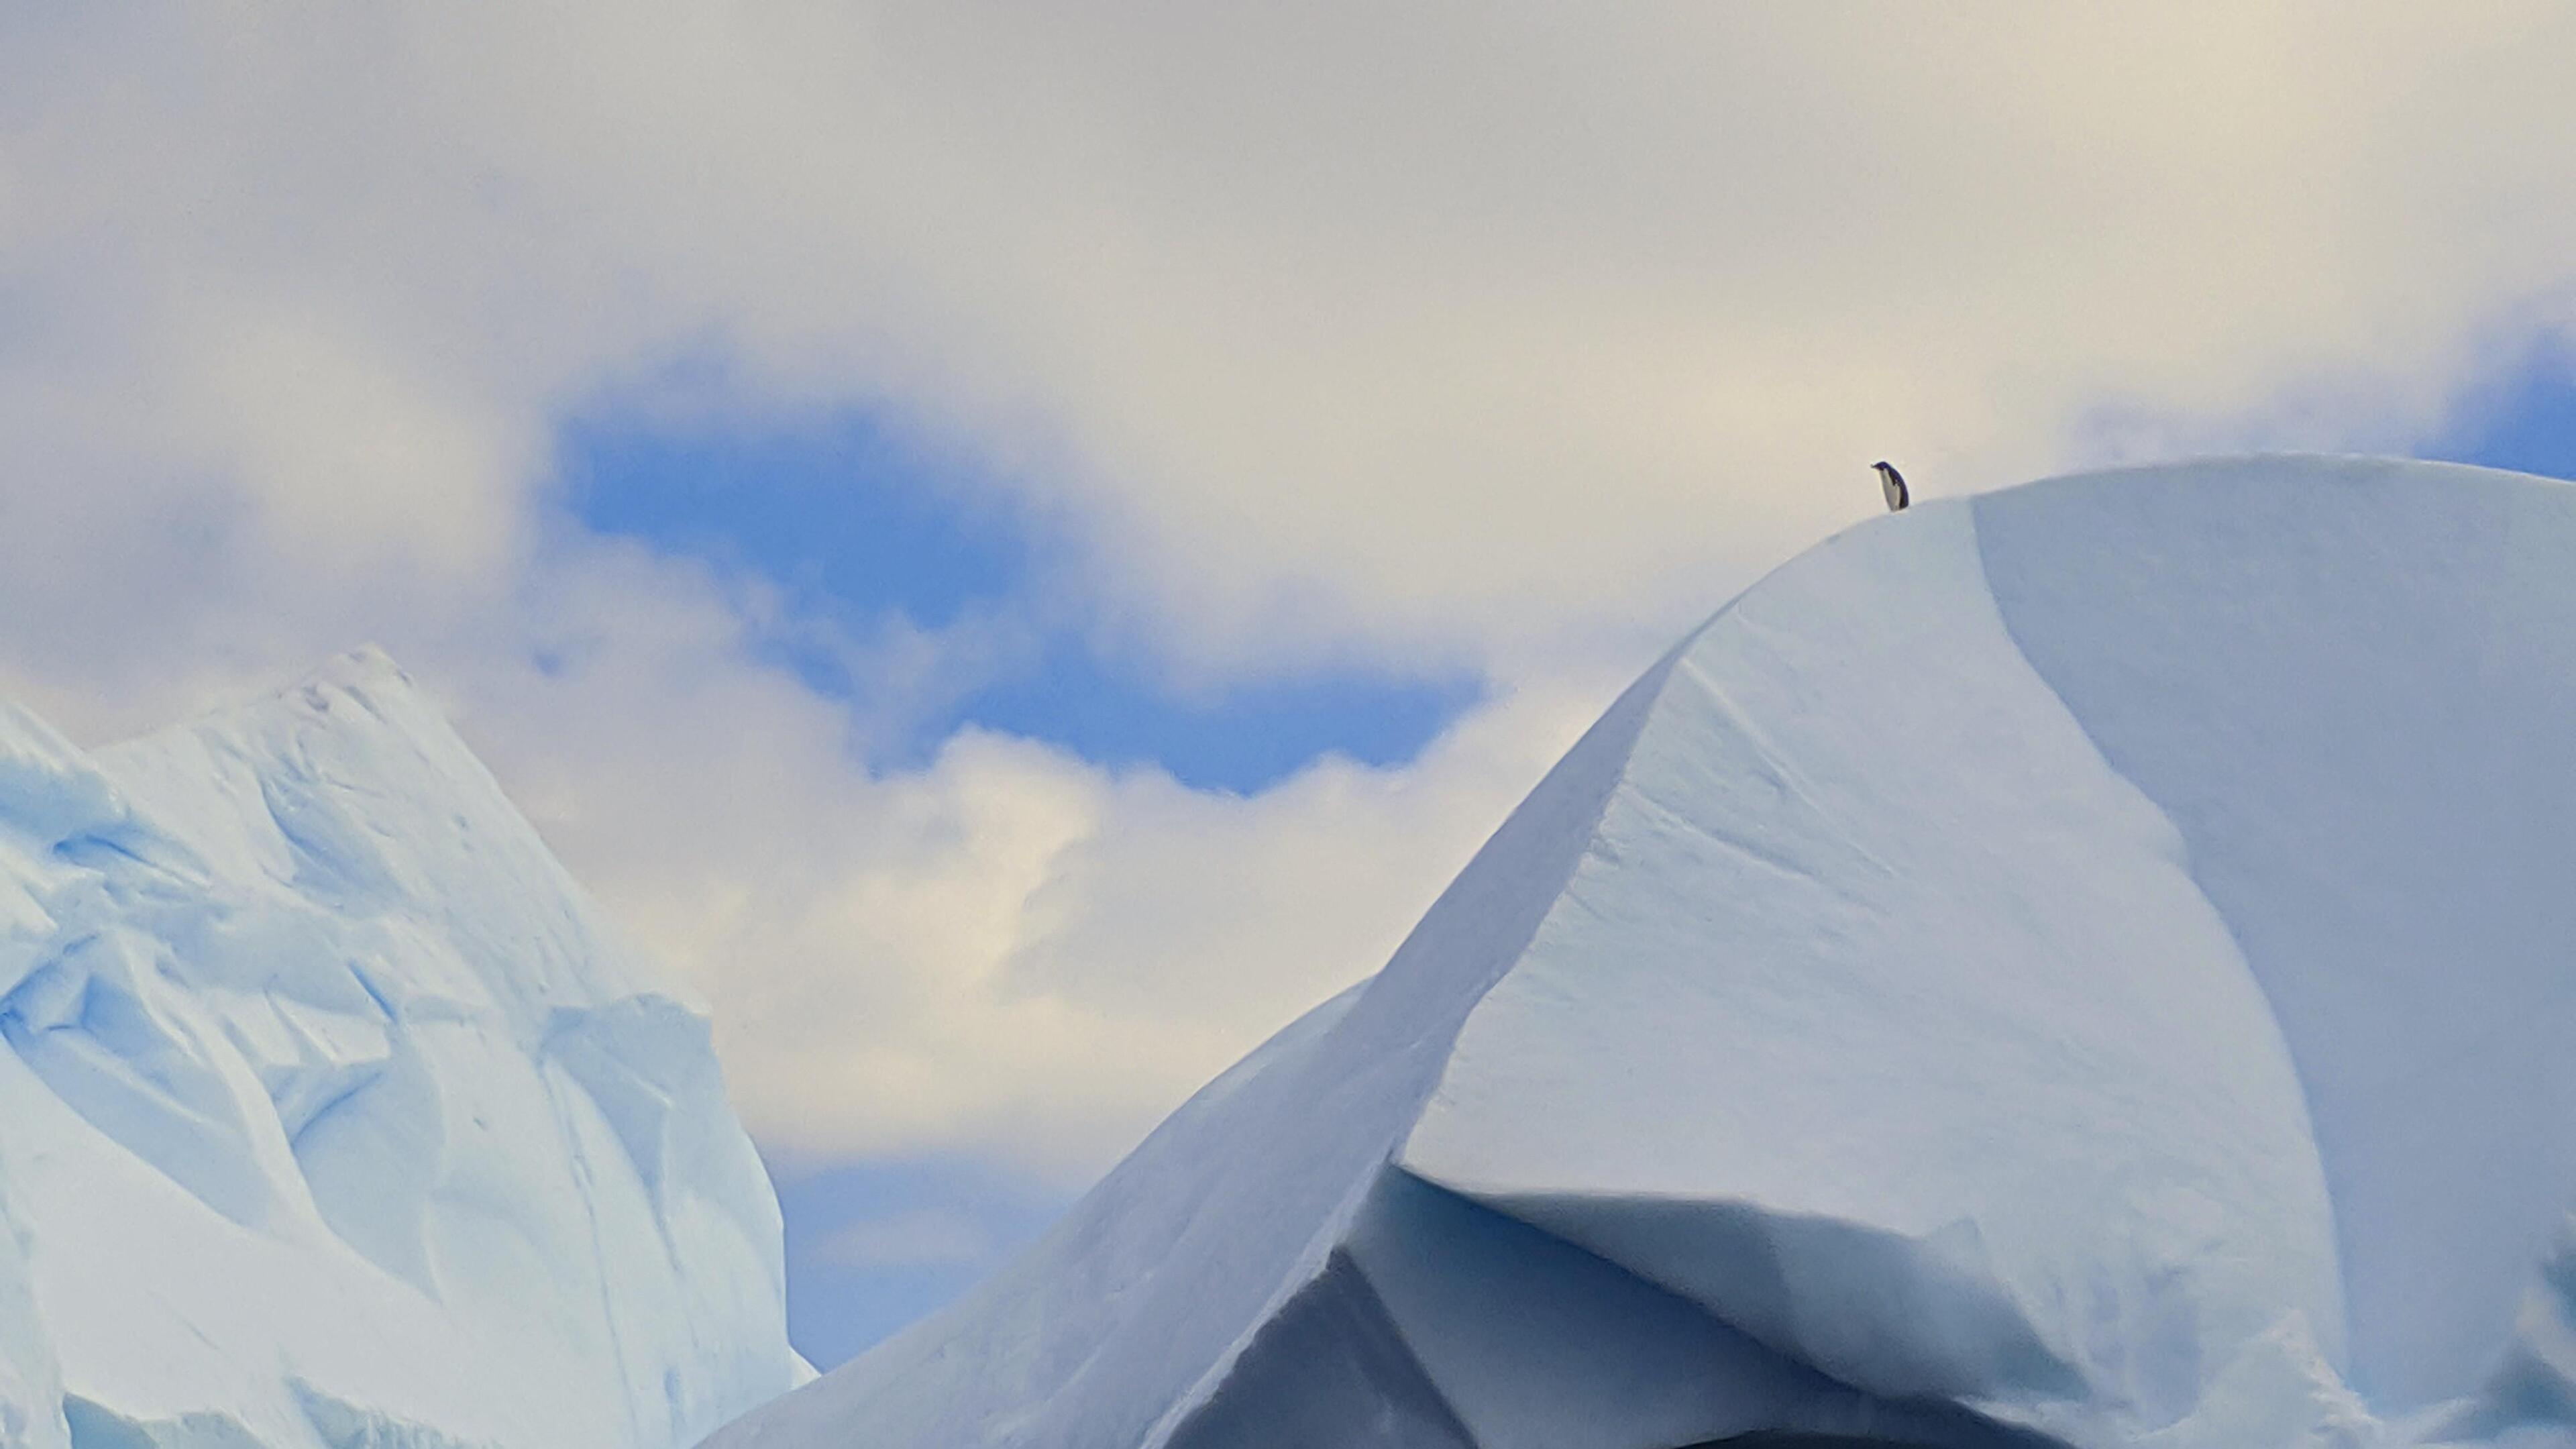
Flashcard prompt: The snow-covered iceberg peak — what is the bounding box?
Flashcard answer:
[704,455,2576,1449]
[0,648,804,1449]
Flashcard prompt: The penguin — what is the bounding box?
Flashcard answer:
[1873,460,1909,513]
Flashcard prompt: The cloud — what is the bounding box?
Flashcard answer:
[441,568,1610,1177]
[7,3,2576,1178]
[810,1209,996,1271]
[19,6,2576,675]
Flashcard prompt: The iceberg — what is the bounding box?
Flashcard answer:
[0,649,804,1449]
[704,456,2576,1449]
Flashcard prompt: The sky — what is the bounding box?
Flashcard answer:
[9,3,2576,1370]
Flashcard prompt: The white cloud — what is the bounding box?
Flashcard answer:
[20,6,2576,674]
[439,568,1608,1178]
[6,3,2576,1178]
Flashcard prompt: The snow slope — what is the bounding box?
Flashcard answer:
[702,455,2576,1449]
[0,649,805,1449]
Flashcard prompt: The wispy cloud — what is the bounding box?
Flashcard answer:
[5,3,2576,1181]
[810,1210,998,1271]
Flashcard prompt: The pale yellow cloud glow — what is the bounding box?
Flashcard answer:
[4,3,2575,1173]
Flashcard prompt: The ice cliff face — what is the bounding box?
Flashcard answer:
[705,455,2576,1449]
[0,649,804,1449]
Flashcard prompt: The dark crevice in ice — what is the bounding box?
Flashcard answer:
[1162,1248,1476,1449]
[1690,1423,1937,1433]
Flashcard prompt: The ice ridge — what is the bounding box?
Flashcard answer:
[703,455,2576,1449]
[0,647,804,1449]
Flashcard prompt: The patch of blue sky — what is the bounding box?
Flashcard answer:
[961,648,1481,795]
[559,407,1030,631]
[765,1152,1067,1370]
[2420,339,2576,480]
[555,404,1482,794]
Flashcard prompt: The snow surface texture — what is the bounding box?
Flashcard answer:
[703,456,2576,1449]
[0,650,806,1449]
